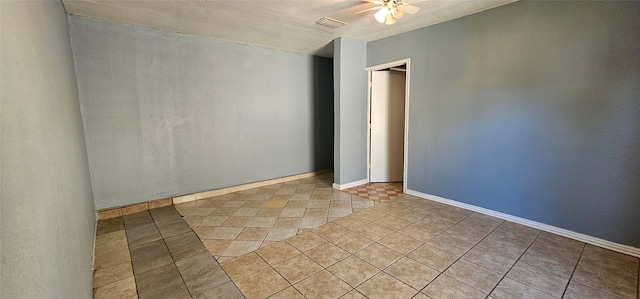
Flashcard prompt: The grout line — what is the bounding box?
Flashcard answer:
[122,221,140,298]
[155,213,199,298]
[257,252,306,298]
[157,233,192,298]
[134,208,226,299]
[421,213,505,296]
[482,222,542,297]
[561,243,587,298]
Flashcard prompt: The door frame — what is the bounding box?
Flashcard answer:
[366,58,410,192]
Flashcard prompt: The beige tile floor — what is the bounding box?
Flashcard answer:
[220,194,640,299]
[176,174,384,262]
[93,174,640,299]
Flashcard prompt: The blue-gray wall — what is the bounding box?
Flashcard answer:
[1,2,96,297]
[68,16,334,210]
[334,37,368,185]
[368,1,640,247]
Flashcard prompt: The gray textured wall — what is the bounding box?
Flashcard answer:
[333,37,368,185]
[368,1,640,247]
[69,16,334,210]
[1,2,96,297]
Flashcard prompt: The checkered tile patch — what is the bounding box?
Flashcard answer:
[343,183,403,202]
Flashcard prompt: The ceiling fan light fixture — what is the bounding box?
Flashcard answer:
[362,0,420,25]
[385,13,397,25]
[391,7,404,19]
[374,7,389,23]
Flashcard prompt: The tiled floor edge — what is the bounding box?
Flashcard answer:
[96,199,172,220]
[96,170,330,220]
[405,188,640,258]
[183,170,330,203]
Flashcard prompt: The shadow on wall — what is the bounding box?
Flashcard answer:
[312,56,335,171]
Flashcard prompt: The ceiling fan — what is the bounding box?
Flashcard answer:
[357,0,421,25]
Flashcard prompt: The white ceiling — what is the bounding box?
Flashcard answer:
[62,0,516,57]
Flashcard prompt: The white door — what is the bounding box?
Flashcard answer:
[370,70,405,182]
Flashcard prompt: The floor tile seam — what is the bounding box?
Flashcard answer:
[370,238,421,260]
[309,228,349,244]
[451,214,511,272]
[429,212,473,226]
[289,275,354,299]
[271,258,325,286]
[92,260,136,290]
[123,216,167,298]
[381,269,427,294]
[422,273,481,299]
[298,246,352,269]
[373,256,434,294]
[575,258,640,284]
[126,256,163,295]
[559,243,588,299]
[486,229,544,297]
[503,266,570,299]
[426,222,526,298]
[151,215,221,299]
[172,240,214,261]
[566,275,635,298]
[356,272,420,297]
[415,273,465,298]
[238,253,292,298]
[93,258,135,281]
[295,240,391,290]
[564,282,628,299]
[414,206,445,217]
[345,289,369,299]
[170,238,229,298]
[578,252,640,272]
[353,247,402,271]
[453,219,504,235]
[324,258,380,289]
[340,225,391,245]
[94,239,130,258]
[378,230,477,295]
[518,248,580,271]
[518,247,585,277]
[446,247,507,279]
[433,250,496,297]
[411,226,451,250]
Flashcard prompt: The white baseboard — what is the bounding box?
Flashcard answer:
[405,189,640,258]
[173,171,326,204]
[332,179,369,190]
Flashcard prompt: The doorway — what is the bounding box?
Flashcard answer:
[366,59,410,193]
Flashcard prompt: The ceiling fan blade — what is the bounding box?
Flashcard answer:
[355,6,383,14]
[399,4,420,14]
